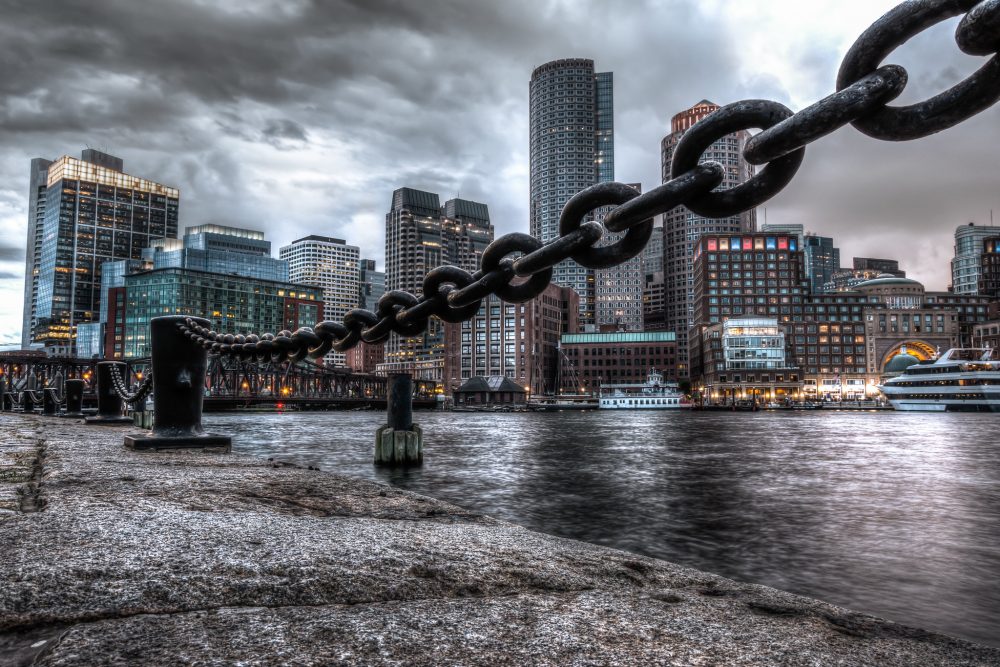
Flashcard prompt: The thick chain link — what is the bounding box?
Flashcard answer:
[108,364,154,405]
[176,0,1000,362]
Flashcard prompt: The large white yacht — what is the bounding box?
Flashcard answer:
[878,348,1000,412]
[599,370,692,410]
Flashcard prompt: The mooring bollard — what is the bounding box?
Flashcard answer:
[62,379,85,418]
[42,388,58,415]
[124,315,231,452]
[1,392,13,412]
[85,362,133,424]
[374,373,422,466]
[20,391,38,414]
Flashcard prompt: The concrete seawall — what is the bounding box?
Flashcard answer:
[1,414,996,666]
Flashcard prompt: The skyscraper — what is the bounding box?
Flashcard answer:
[22,150,179,356]
[529,58,614,327]
[383,187,493,380]
[280,235,360,366]
[595,183,644,331]
[358,258,385,313]
[802,234,841,294]
[661,101,756,377]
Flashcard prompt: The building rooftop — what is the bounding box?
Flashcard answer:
[561,332,676,345]
[45,155,179,198]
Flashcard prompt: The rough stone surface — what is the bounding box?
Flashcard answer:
[0,413,997,666]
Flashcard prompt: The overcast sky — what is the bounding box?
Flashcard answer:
[1,0,998,346]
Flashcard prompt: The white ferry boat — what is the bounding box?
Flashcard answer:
[599,370,692,410]
[878,348,1000,412]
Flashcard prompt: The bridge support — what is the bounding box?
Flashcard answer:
[86,362,133,424]
[125,316,230,452]
[61,379,85,418]
[374,374,422,466]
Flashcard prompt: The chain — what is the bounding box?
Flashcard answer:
[108,365,154,405]
[175,0,1000,364]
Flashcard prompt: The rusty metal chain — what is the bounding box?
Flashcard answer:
[108,365,154,405]
[175,0,1000,364]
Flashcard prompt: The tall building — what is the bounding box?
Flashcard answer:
[358,258,385,313]
[21,150,179,356]
[595,183,644,331]
[442,284,579,395]
[952,222,1000,294]
[279,235,360,365]
[642,217,666,330]
[979,237,1000,299]
[759,222,804,242]
[802,234,841,294]
[383,187,493,380]
[661,101,756,377]
[529,58,614,326]
[153,224,287,281]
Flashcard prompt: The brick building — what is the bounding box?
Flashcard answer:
[557,331,679,395]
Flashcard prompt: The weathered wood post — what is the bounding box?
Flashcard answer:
[85,362,133,424]
[374,373,423,466]
[62,379,85,418]
[124,316,230,452]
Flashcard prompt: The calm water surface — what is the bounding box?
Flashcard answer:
[205,409,1000,647]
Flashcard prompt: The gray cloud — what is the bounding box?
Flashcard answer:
[0,0,995,328]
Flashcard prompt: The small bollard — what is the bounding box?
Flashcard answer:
[2,392,13,412]
[124,315,230,452]
[42,388,59,415]
[20,391,37,414]
[61,379,85,418]
[374,373,423,466]
[86,362,133,424]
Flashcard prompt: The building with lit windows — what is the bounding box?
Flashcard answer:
[823,257,906,292]
[279,235,359,366]
[952,222,1000,294]
[21,150,179,356]
[802,234,841,294]
[119,269,322,359]
[383,187,493,381]
[595,182,644,331]
[661,101,756,377]
[557,331,679,395]
[359,258,385,312]
[442,284,579,396]
[529,58,614,327]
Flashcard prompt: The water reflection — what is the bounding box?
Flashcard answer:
[206,409,1000,647]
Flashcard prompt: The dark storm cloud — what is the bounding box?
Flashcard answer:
[0,243,23,262]
[0,0,996,337]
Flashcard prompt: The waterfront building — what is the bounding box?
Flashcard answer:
[119,268,322,359]
[452,376,528,407]
[153,225,288,281]
[557,331,679,395]
[345,342,384,375]
[358,259,385,313]
[687,232,993,399]
[952,222,1000,294]
[279,235,359,366]
[442,284,579,396]
[695,317,803,404]
[802,234,841,294]
[21,150,179,356]
[383,187,494,381]
[74,322,104,359]
[661,101,756,378]
[529,58,614,327]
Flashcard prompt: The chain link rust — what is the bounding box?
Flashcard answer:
[177,0,1000,362]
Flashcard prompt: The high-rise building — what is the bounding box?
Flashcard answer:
[529,58,614,326]
[952,222,1000,294]
[979,237,1000,299]
[358,258,385,313]
[383,187,493,381]
[802,234,841,294]
[22,150,179,356]
[759,222,804,243]
[642,217,666,330]
[279,235,360,365]
[661,101,756,377]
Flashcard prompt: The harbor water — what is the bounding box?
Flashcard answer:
[205,409,1000,647]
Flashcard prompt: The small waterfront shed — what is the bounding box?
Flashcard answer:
[453,376,527,406]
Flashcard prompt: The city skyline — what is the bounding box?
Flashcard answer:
[2,0,999,346]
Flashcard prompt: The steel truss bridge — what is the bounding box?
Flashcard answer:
[0,353,438,411]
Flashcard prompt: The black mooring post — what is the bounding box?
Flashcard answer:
[20,391,36,414]
[1,392,12,412]
[86,362,132,424]
[42,388,58,415]
[62,379,85,417]
[387,374,413,430]
[124,315,230,451]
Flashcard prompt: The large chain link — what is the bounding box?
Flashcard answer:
[176,0,1000,362]
[108,365,154,405]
